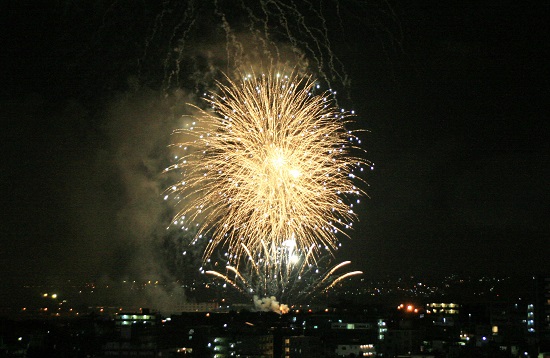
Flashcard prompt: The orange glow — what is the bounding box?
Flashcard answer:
[398,303,420,314]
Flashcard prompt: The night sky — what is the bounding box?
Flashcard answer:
[1,1,549,295]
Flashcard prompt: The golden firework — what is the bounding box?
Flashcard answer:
[206,242,363,304]
[165,69,368,262]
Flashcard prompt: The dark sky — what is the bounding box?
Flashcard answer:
[348,3,550,277]
[1,1,549,292]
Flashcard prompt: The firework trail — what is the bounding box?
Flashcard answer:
[76,0,401,93]
[165,69,370,262]
[51,1,402,100]
[142,0,351,92]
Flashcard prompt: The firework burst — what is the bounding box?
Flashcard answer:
[205,241,363,305]
[165,69,369,262]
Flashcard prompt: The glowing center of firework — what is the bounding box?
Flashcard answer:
[282,239,297,249]
[289,169,301,179]
[267,147,301,180]
[281,239,300,264]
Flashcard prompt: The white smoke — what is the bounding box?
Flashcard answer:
[253,295,289,314]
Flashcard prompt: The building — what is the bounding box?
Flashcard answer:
[207,334,274,357]
[380,329,423,357]
[283,336,323,358]
[533,275,550,354]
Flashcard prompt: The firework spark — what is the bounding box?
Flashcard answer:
[165,69,369,262]
[205,241,362,305]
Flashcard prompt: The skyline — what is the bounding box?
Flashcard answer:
[1,1,548,295]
